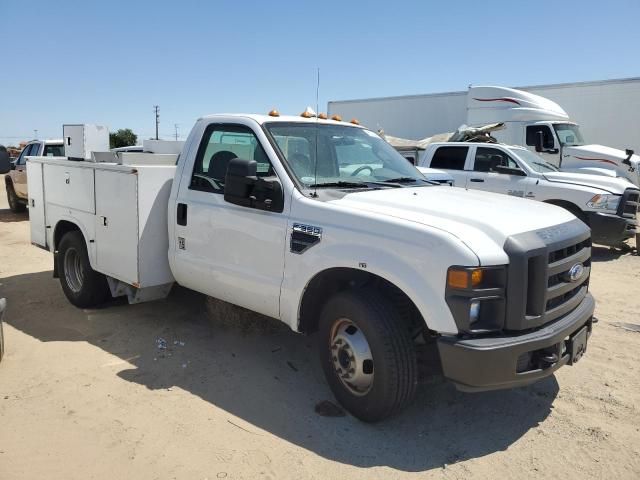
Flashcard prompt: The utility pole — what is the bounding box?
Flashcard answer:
[34,129,38,140]
[153,105,160,140]
[174,124,179,141]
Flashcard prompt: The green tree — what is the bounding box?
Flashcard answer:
[109,128,138,149]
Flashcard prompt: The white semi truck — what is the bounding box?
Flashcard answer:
[3,113,596,421]
[329,81,640,186]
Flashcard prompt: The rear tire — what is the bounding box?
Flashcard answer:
[57,231,110,308]
[6,182,26,213]
[318,289,417,422]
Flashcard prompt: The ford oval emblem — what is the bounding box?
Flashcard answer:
[568,263,584,283]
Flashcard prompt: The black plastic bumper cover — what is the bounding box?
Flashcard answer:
[587,212,635,246]
[437,293,595,392]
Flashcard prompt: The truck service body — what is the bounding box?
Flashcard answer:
[16,114,595,421]
[417,142,639,247]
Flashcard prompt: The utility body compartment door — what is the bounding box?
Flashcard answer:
[26,161,47,247]
[94,170,139,284]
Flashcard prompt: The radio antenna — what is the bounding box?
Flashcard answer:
[312,67,320,198]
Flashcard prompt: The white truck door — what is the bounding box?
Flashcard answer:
[425,145,471,187]
[172,123,286,319]
[467,146,533,198]
[26,161,46,247]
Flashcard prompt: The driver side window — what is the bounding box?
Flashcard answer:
[474,147,519,173]
[17,144,34,165]
[190,124,272,194]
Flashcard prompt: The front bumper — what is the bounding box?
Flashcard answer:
[437,293,595,392]
[587,212,636,246]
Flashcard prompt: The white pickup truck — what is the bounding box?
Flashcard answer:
[10,113,596,422]
[418,142,639,248]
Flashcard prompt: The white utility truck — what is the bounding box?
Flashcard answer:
[15,113,596,422]
[416,142,639,248]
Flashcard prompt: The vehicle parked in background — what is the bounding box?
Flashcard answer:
[329,82,640,187]
[418,142,639,247]
[4,139,64,212]
[26,113,595,421]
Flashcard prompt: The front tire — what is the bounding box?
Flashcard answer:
[57,231,110,308]
[6,182,26,213]
[318,289,417,422]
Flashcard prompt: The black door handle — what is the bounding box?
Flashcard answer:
[470,178,485,183]
[177,203,187,226]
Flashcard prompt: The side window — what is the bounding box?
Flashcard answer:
[525,126,554,149]
[43,144,64,156]
[430,146,468,170]
[190,124,272,194]
[475,147,520,173]
[16,144,34,165]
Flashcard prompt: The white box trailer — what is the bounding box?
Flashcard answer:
[328,77,640,152]
[27,155,177,302]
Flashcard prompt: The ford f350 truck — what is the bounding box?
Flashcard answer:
[10,113,595,422]
[417,142,639,248]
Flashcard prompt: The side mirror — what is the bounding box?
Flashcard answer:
[565,135,575,144]
[224,158,284,212]
[0,150,10,174]
[535,131,545,153]
[493,165,526,176]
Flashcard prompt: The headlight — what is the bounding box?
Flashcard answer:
[587,194,620,210]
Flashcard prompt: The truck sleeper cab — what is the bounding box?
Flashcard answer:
[20,114,595,422]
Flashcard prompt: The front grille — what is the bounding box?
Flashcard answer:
[618,188,639,220]
[503,218,591,331]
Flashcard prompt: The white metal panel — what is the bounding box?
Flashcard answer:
[63,124,110,160]
[26,161,46,247]
[43,163,95,213]
[95,170,139,285]
[136,166,176,287]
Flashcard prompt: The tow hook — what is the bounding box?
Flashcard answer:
[539,352,559,366]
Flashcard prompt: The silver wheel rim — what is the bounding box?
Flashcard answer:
[330,318,374,396]
[64,247,84,293]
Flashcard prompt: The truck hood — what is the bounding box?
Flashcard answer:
[416,166,454,184]
[563,144,640,169]
[330,186,575,247]
[542,170,634,193]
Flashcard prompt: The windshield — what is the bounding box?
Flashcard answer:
[265,123,430,188]
[514,149,559,172]
[553,123,584,146]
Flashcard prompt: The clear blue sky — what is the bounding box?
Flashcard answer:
[1,0,639,145]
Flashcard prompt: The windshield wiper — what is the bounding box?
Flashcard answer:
[307,181,371,189]
[383,177,420,183]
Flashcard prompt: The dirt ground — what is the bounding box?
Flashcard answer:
[0,193,639,480]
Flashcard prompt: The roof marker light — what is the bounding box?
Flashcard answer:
[268,109,280,117]
[318,113,328,120]
[331,114,342,121]
[350,118,360,125]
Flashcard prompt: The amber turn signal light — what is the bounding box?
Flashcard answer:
[447,268,483,289]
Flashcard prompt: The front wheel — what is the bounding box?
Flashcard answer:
[57,231,110,308]
[318,289,417,422]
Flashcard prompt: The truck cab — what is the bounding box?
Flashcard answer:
[420,142,639,247]
[468,86,640,187]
